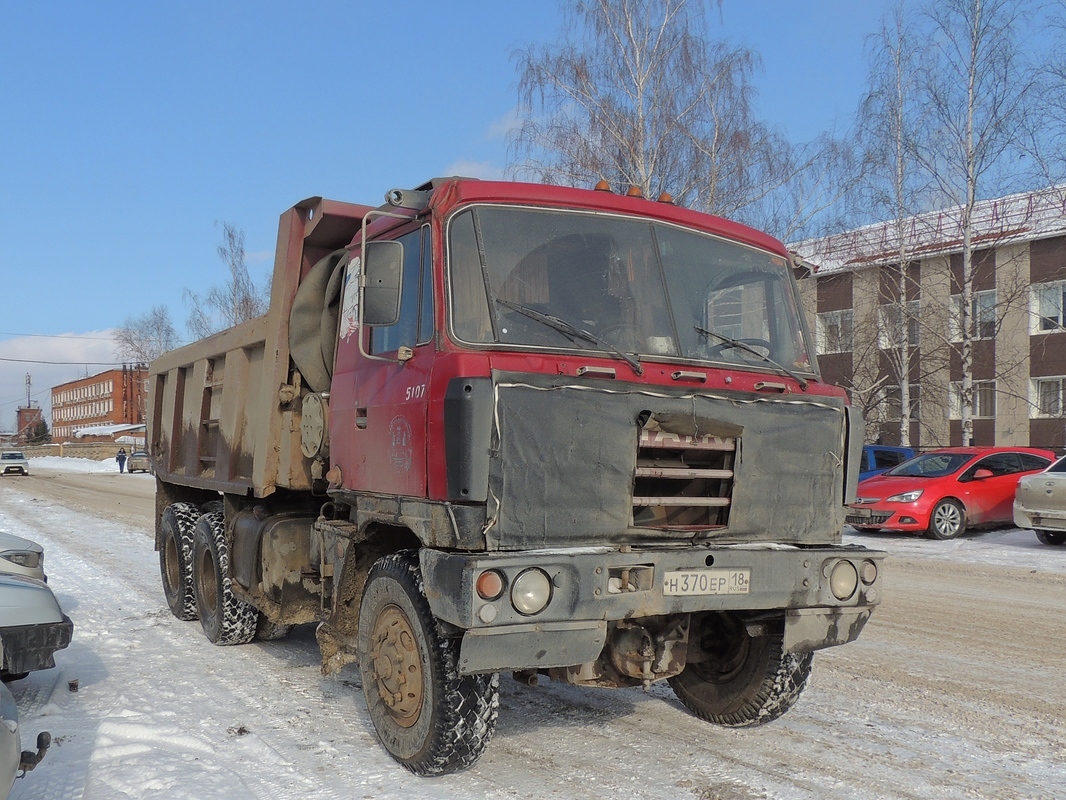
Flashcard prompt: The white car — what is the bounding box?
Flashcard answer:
[0,637,53,800]
[0,533,45,582]
[0,452,28,477]
[0,575,73,681]
[1014,453,1066,546]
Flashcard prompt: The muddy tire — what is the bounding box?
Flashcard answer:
[1035,530,1066,546]
[669,612,812,727]
[159,502,200,621]
[357,551,499,776]
[927,499,966,540]
[192,512,258,645]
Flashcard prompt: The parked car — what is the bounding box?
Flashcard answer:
[846,447,1056,539]
[0,575,73,681]
[859,444,916,481]
[0,533,45,582]
[0,452,28,477]
[1013,453,1066,546]
[126,450,152,474]
[0,640,53,800]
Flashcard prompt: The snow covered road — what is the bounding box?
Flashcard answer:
[2,461,1064,799]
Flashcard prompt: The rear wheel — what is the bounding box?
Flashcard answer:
[357,551,499,775]
[668,612,812,727]
[159,502,200,620]
[1035,530,1066,546]
[927,499,966,540]
[192,512,258,645]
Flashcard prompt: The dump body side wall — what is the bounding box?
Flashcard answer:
[147,197,372,499]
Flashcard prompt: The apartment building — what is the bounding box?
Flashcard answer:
[792,187,1066,450]
[51,366,148,442]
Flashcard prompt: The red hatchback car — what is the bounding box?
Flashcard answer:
[846,447,1056,539]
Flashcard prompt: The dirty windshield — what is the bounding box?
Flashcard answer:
[448,205,812,373]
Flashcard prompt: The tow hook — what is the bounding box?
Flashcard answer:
[19,731,50,773]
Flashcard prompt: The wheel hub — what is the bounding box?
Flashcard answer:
[369,604,423,728]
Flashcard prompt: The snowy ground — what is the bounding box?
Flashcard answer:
[1,459,1064,799]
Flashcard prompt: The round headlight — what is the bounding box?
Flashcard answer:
[511,569,553,616]
[860,559,878,585]
[829,560,858,600]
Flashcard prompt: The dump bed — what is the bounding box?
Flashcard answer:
[147,197,370,497]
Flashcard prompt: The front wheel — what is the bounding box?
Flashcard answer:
[192,512,258,645]
[1036,530,1066,546]
[668,613,812,727]
[159,502,200,620]
[357,552,499,776]
[927,499,966,540]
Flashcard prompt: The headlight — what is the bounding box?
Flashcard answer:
[887,489,923,503]
[1,550,40,569]
[827,560,858,600]
[510,568,553,616]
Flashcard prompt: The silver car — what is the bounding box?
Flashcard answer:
[1013,454,1066,546]
[0,533,45,582]
[0,636,53,800]
[0,452,28,477]
[0,575,73,681]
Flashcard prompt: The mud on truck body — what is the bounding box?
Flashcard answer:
[148,178,884,775]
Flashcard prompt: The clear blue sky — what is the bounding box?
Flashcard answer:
[0,0,890,426]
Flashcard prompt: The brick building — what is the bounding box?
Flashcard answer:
[51,366,148,442]
[15,405,45,445]
[792,186,1066,451]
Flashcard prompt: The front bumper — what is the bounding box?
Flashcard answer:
[1,615,74,675]
[845,504,928,532]
[421,543,883,673]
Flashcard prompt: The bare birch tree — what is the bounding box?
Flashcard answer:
[113,305,179,364]
[853,3,932,446]
[511,0,809,232]
[914,0,1037,444]
[185,222,269,338]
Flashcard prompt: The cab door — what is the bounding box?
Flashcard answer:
[331,224,434,497]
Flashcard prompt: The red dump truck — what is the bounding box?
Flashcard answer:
[148,178,884,775]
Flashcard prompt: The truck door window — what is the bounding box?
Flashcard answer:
[370,228,422,355]
[417,228,434,345]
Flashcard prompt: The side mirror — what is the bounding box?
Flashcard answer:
[363,240,403,326]
[973,468,994,480]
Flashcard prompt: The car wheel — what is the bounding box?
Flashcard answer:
[159,502,200,620]
[192,511,258,645]
[668,611,813,727]
[357,551,499,775]
[927,499,966,540]
[1035,530,1066,546]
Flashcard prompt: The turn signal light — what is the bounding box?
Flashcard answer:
[476,569,505,601]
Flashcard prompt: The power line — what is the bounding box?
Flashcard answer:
[0,331,115,341]
[0,356,126,366]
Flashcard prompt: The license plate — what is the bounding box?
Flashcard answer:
[847,507,872,518]
[663,569,751,596]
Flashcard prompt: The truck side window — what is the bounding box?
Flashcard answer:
[417,227,433,345]
[370,228,422,355]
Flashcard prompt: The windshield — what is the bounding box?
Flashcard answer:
[1,452,24,460]
[886,452,971,478]
[447,206,813,372]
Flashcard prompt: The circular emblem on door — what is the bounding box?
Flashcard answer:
[388,415,413,471]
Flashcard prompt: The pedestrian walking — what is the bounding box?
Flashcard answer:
[116,448,127,473]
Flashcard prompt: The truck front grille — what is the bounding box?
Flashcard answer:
[632,430,735,530]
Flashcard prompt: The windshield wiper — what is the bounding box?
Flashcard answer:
[694,325,808,390]
[498,299,643,375]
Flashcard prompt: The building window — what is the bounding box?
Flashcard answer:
[1032,280,1066,332]
[951,290,996,340]
[951,380,996,419]
[1033,377,1065,417]
[816,309,853,354]
[878,301,920,350]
